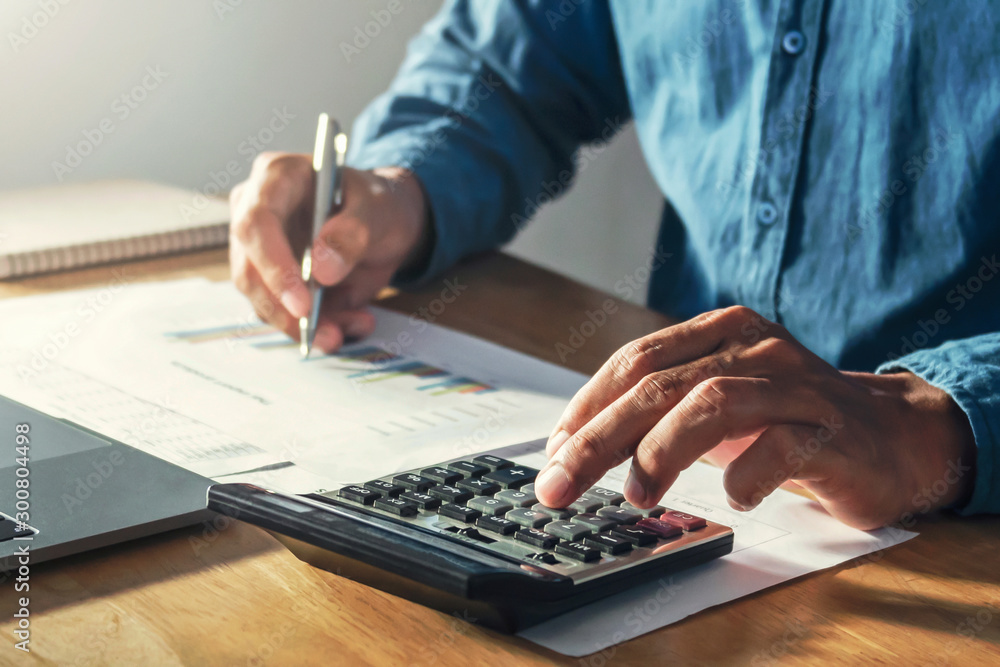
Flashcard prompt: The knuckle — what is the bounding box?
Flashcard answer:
[610,339,661,381]
[230,212,257,245]
[233,204,277,245]
[251,150,284,170]
[630,373,678,411]
[703,344,739,376]
[692,305,761,337]
[635,432,669,471]
[269,152,312,179]
[753,336,795,360]
[564,432,604,472]
[712,305,757,328]
[682,378,731,421]
[724,305,758,321]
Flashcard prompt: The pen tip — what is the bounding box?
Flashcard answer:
[299,317,311,359]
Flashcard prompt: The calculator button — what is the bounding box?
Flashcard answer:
[621,502,666,518]
[364,480,404,497]
[596,506,642,525]
[520,483,535,494]
[482,466,538,489]
[374,497,419,517]
[568,497,602,514]
[429,485,474,504]
[582,487,626,506]
[421,467,462,484]
[392,473,435,492]
[525,552,559,565]
[475,516,518,536]
[571,513,618,534]
[505,508,551,529]
[467,496,513,517]
[555,541,601,562]
[438,504,481,523]
[612,526,659,547]
[337,485,379,505]
[546,521,592,542]
[496,489,537,507]
[515,528,559,549]
[399,491,441,510]
[446,460,490,477]
[472,454,515,471]
[456,477,501,496]
[636,518,683,539]
[532,503,574,520]
[584,533,633,555]
[659,510,708,531]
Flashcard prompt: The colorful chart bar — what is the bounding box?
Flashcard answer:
[337,345,400,365]
[351,361,449,383]
[165,321,274,344]
[419,376,496,395]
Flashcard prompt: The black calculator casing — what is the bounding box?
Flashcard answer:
[207,482,734,633]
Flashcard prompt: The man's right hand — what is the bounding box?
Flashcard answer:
[229,152,430,352]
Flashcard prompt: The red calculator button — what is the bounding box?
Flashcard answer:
[635,518,682,539]
[659,510,707,531]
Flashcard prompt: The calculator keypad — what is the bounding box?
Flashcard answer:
[324,453,731,580]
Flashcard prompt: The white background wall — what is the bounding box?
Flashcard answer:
[0,0,663,300]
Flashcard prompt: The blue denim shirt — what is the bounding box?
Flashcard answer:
[349,0,1000,516]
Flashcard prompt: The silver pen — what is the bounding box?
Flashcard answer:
[299,113,348,358]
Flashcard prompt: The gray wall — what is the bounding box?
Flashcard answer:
[1,0,662,301]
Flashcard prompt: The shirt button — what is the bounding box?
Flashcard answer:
[781,30,805,55]
[757,202,778,225]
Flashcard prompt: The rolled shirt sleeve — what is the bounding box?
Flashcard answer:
[877,333,1000,515]
[347,0,630,285]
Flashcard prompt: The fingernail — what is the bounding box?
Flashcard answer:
[546,429,569,457]
[315,242,348,282]
[727,496,751,512]
[280,283,310,319]
[536,462,570,506]
[624,473,647,507]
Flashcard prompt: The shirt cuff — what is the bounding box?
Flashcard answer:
[877,345,999,516]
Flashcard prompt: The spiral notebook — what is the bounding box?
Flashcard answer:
[0,180,231,279]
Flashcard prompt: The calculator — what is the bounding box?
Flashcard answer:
[207,451,734,632]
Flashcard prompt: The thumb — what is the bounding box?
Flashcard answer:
[310,168,375,286]
[311,210,370,286]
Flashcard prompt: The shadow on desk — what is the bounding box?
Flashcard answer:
[0,521,280,618]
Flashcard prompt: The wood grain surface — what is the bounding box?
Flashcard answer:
[1,249,998,666]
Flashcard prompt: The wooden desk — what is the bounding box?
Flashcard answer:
[2,250,999,666]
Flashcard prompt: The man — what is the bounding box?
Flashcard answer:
[228,1,1000,530]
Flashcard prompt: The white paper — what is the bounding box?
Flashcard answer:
[0,279,585,482]
[213,462,343,495]
[491,442,918,656]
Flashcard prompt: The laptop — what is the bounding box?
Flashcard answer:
[0,395,213,571]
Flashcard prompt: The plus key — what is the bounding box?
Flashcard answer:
[482,465,538,489]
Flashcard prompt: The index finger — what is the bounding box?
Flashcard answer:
[230,153,314,318]
[546,307,749,455]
